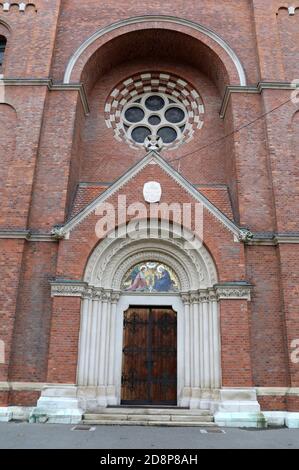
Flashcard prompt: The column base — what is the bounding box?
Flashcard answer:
[77,385,118,411]
[179,387,220,409]
[29,385,83,424]
[213,388,266,428]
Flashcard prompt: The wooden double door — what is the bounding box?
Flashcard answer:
[121,306,177,405]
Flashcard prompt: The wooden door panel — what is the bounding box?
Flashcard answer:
[121,307,177,405]
[121,308,149,403]
[151,308,177,404]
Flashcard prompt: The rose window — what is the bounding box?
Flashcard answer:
[105,72,205,151]
[122,93,188,150]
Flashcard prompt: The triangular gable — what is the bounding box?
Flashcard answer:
[59,151,248,241]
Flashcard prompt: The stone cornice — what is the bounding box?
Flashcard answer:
[0,78,90,115]
[0,230,57,242]
[1,230,299,246]
[256,387,299,397]
[0,382,75,392]
[246,234,299,246]
[220,81,299,118]
[51,280,251,301]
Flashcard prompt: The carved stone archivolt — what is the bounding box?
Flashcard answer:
[84,221,217,290]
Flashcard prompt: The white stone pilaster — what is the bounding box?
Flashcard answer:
[98,294,109,388]
[183,295,191,390]
[77,297,89,385]
[192,296,200,388]
[202,295,210,389]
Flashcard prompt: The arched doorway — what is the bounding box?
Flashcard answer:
[76,222,221,411]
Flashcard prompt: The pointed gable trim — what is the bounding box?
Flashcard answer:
[59,151,243,239]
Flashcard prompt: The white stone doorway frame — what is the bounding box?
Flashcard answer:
[76,222,222,410]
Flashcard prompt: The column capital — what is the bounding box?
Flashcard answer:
[50,280,87,298]
[214,283,252,301]
[111,291,121,303]
[180,293,191,305]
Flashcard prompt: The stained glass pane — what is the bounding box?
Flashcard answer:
[121,262,180,292]
[125,107,145,123]
[131,126,151,143]
[165,107,185,124]
[157,127,177,143]
[148,115,161,125]
[145,95,165,111]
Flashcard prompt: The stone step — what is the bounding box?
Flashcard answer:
[84,408,211,417]
[170,415,213,422]
[83,413,213,423]
[82,419,216,427]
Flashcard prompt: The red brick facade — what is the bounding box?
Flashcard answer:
[0,0,299,412]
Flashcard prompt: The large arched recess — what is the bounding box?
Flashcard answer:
[64,16,246,94]
[64,18,245,224]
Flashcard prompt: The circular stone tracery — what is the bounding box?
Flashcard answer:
[104,72,205,151]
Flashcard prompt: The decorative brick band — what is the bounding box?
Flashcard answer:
[0,2,37,12]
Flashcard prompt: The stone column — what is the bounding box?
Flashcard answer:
[180,294,191,406]
[77,289,120,408]
[106,292,120,405]
[189,292,201,408]
[201,292,211,390]
[180,290,221,409]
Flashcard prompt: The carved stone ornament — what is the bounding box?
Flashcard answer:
[50,281,122,301]
[215,285,251,301]
[51,225,65,240]
[50,282,87,297]
[144,135,163,151]
[238,228,254,242]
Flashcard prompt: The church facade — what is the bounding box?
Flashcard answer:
[0,0,299,427]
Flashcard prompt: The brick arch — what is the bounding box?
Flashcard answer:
[276,6,299,79]
[0,19,11,36]
[63,16,246,90]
